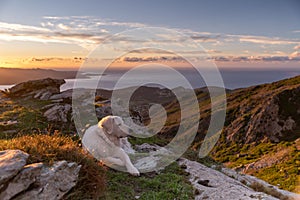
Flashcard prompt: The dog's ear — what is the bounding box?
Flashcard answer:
[99,116,114,134]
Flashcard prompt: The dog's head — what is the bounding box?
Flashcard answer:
[98,116,132,138]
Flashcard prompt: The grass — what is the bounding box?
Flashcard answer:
[0,96,50,139]
[250,181,290,200]
[213,142,277,166]
[128,134,169,146]
[0,132,195,200]
[102,162,194,200]
[253,145,299,192]
[211,140,300,192]
[0,92,195,199]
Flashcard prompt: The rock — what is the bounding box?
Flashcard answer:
[8,78,65,100]
[0,121,18,126]
[13,161,81,200]
[197,179,211,187]
[43,104,72,122]
[178,158,280,200]
[135,143,161,153]
[239,148,290,173]
[225,85,300,143]
[2,130,18,135]
[50,89,73,100]
[120,138,135,154]
[132,143,172,172]
[221,167,300,200]
[0,163,43,200]
[0,150,29,188]
[0,150,81,200]
[95,103,112,119]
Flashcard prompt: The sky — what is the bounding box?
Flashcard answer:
[0,0,300,70]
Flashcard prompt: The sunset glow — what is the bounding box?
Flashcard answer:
[0,1,299,71]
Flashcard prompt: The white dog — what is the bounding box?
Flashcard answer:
[82,115,140,176]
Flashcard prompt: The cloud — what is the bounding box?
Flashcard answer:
[121,56,185,63]
[236,35,300,45]
[190,35,221,42]
[0,22,50,33]
[290,51,300,61]
[1,16,299,50]
[294,45,300,50]
[0,20,110,49]
[232,56,250,62]
[25,56,100,64]
[127,48,220,55]
[0,16,147,50]
[57,23,70,30]
[261,56,290,62]
[29,57,80,63]
[1,15,300,62]
[181,28,300,46]
[212,55,300,62]
[213,56,231,62]
[43,16,146,28]
[129,49,174,54]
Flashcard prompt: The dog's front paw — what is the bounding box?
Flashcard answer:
[128,167,140,176]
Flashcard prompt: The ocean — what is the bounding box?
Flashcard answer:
[1,69,300,92]
[62,69,300,91]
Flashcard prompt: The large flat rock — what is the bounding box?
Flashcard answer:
[0,150,29,188]
[0,163,43,200]
[13,161,81,200]
[178,158,278,200]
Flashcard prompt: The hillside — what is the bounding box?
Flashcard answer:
[0,76,299,199]
[124,75,300,192]
[211,76,300,192]
[193,76,300,192]
[0,68,85,85]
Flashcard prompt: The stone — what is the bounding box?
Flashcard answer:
[0,150,28,188]
[50,89,73,100]
[13,161,81,200]
[197,179,211,187]
[221,167,300,200]
[8,78,65,100]
[0,163,43,200]
[178,158,279,200]
[120,137,135,154]
[225,85,300,144]
[43,104,71,122]
[0,121,18,126]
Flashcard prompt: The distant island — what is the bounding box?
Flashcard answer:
[0,67,86,85]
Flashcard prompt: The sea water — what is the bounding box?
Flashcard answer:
[1,69,299,92]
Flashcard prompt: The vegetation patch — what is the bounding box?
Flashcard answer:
[102,162,194,200]
[0,134,106,200]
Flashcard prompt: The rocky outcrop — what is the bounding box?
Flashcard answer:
[235,147,291,174]
[130,142,300,200]
[13,161,81,200]
[225,83,300,143]
[0,163,43,200]
[221,167,300,200]
[50,89,73,100]
[0,150,81,200]
[8,78,65,100]
[0,150,28,188]
[178,158,300,200]
[43,104,72,123]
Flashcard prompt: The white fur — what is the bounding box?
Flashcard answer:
[82,116,140,176]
